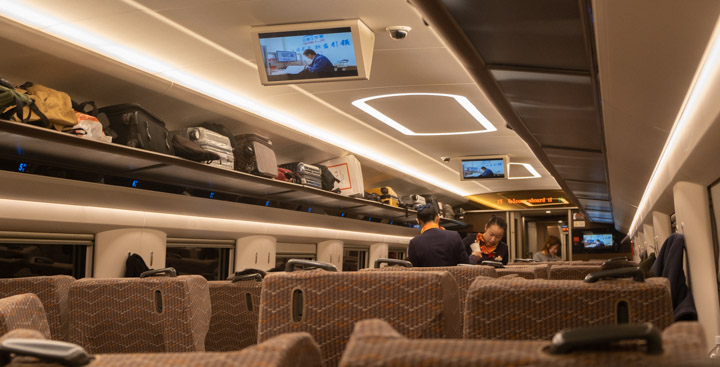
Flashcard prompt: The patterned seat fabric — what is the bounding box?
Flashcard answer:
[339,319,706,367]
[548,264,603,280]
[464,277,674,340]
[206,280,262,351]
[502,264,551,279]
[259,270,461,367]
[495,267,538,279]
[360,265,496,314]
[0,275,73,341]
[68,275,211,354]
[0,294,51,338]
[3,331,322,367]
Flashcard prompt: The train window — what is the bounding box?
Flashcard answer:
[165,247,231,281]
[388,249,406,260]
[342,249,368,271]
[0,243,87,279]
[275,255,316,271]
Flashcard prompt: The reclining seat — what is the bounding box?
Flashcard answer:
[548,264,603,280]
[339,319,707,367]
[0,275,73,341]
[258,260,461,367]
[464,274,674,340]
[360,262,496,314]
[0,294,51,338]
[206,273,263,351]
[0,327,323,367]
[497,264,550,279]
[68,271,211,354]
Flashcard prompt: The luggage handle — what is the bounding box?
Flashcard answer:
[480,260,505,268]
[285,259,338,272]
[584,267,645,283]
[0,338,92,367]
[140,267,177,278]
[546,323,662,355]
[232,273,263,283]
[373,258,412,268]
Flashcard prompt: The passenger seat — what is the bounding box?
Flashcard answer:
[206,273,263,351]
[339,319,706,367]
[548,264,603,280]
[464,275,674,340]
[0,275,73,341]
[0,294,51,338]
[68,270,211,353]
[258,260,461,367]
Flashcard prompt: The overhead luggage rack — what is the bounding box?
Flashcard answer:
[0,120,415,221]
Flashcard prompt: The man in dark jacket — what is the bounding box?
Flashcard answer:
[408,204,469,267]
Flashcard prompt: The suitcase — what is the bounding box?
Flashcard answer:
[402,194,426,208]
[279,162,322,188]
[319,155,364,197]
[98,103,173,155]
[235,134,277,177]
[367,187,401,207]
[443,203,455,219]
[174,127,234,170]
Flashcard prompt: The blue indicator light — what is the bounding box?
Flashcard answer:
[131,180,139,187]
[368,217,372,221]
[18,163,27,172]
[265,201,270,206]
[308,208,312,212]
[390,221,394,225]
[341,213,345,217]
[209,192,215,198]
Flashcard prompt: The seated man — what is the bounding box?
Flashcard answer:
[408,204,469,267]
[295,49,336,78]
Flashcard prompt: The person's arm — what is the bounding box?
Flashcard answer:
[499,243,509,265]
[307,55,332,72]
[455,232,470,265]
[408,240,420,267]
[462,233,475,255]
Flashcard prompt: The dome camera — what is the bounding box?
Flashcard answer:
[386,26,412,40]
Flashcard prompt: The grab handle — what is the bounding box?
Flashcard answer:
[547,323,662,355]
[0,338,92,367]
[584,267,645,283]
[285,259,338,272]
[140,267,177,278]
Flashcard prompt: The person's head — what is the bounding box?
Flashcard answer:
[483,216,507,246]
[416,203,439,225]
[481,166,487,171]
[303,49,316,60]
[541,235,561,256]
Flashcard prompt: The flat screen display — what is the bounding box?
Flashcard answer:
[583,234,613,248]
[461,157,506,180]
[258,27,359,82]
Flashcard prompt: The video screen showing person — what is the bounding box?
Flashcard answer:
[582,234,613,249]
[258,27,358,81]
[461,158,505,179]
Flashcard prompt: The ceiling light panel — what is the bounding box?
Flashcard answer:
[508,162,541,179]
[353,93,497,136]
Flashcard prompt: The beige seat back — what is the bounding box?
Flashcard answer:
[500,264,550,279]
[464,277,674,340]
[68,275,210,353]
[206,279,262,351]
[549,264,603,280]
[0,294,50,338]
[339,319,706,367]
[0,276,73,340]
[258,270,461,367]
[360,265,496,313]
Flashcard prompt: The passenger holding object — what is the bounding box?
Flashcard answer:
[463,215,509,265]
[373,258,412,268]
[407,203,469,267]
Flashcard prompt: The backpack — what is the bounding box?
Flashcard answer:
[0,78,35,123]
[124,253,150,277]
[317,164,341,193]
[11,82,77,131]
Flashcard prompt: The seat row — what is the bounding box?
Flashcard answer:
[0,318,707,367]
[0,261,673,367]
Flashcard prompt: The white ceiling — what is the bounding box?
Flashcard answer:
[593,0,720,232]
[0,0,560,206]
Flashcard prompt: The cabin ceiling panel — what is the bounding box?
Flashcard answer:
[544,148,606,184]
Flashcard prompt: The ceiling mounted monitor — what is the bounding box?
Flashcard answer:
[251,19,375,86]
[460,155,508,180]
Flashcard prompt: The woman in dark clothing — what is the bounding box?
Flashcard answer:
[463,216,509,265]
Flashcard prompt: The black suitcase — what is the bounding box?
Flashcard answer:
[235,134,277,177]
[98,103,173,155]
[279,162,322,188]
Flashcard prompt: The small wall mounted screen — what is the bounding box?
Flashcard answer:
[460,156,507,180]
[582,234,613,249]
